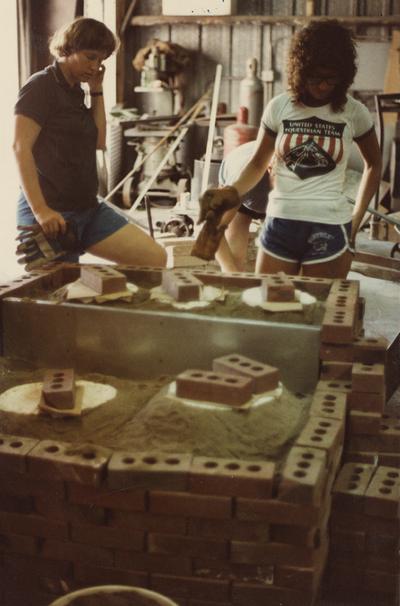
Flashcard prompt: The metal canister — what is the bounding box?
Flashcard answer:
[239,57,264,127]
[223,106,258,157]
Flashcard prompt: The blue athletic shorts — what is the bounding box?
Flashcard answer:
[259,217,354,265]
[17,192,128,263]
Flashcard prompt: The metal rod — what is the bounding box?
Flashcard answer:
[346,197,400,228]
[145,195,155,239]
[201,64,223,193]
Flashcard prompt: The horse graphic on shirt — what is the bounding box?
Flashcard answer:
[278,116,346,180]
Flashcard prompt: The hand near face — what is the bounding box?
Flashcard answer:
[87,64,105,92]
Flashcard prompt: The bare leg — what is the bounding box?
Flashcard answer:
[215,213,252,272]
[301,251,352,279]
[256,249,300,275]
[86,224,167,267]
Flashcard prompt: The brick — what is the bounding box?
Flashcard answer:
[70,523,144,551]
[115,550,192,576]
[0,512,68,540]
[3,553,72,578]
[0,494,34,514]
[351,362,385,393]
[161,269,202,301]
[0,533,38,556]
[332,462,376,511]
[42,369,75,410]
[151,574,230,602]
[309,391,347,422]
[315,379,352,395]
[278,446,327,505]
[0,434,39,473]
[330,510,399,535]
[319,361,352,381]
[149,491,233,519]
[329,278,360,301]
[212,353,280,393]
[292,275,332,298]
[330,528,366,553]
[235,498,321,526]
[366,532,399,558]
[187,518,269,542]
[347,423,400,453]
[364,569,400,595]
[189,456,275,498]
[80,265,127,294]
[40,538,113,566]
[321,305,355,344]
[0,471,65,500]
[109,510,187,535]
[34,496,106,525]
[192,558,273,582]
[27,439,111,486]
[148,533,228,560]
[107,451,191,491]
[191,269,259,289]
[176,369,253,406]
[231,582,315,606]
[348,411,382,435]
[270,523,323,548]
[274,562,325,593]
[320,342,354,362]
[364,466,400,518]
[67,481,146,512]
[74,562,148,589]
[295,416,343,465]
[353,336,388,364]
[261,273,295,302]
[348,389,386,413]
[231,540,325,567]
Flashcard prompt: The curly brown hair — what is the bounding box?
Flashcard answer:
[287,20,357,112]
[49,17,119,59]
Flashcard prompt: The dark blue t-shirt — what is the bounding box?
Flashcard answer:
[15,61,99,212]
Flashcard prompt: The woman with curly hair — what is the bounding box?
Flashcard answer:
[214,20,381,278]
[14,17,166,268]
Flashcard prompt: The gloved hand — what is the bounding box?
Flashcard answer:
[197,186,241,226]
[192,186,241,261]
[16,221,80,271]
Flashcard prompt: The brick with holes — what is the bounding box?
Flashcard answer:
[189,456,275,498]
[106,451,192,491]
[80,265,127,294]
[0,434,39,473]
[332,462,376,512]
[364,466,400,519]
[309,391,347,422]
[278,446,327,505]
[351,363,385,393]
[353,336,388,364]
[321,305,356,344]
[42,368,75,410]
[212,354,280,393]
[176,369,253,406]
[295,416,343,465]
[261,273,295,302]
[316,379,352,396]
[329,279,360,301]
[161,269,202,301]
[27,439,111,486]
[320,342,354,363]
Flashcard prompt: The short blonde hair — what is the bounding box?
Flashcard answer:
[49,17,119,59]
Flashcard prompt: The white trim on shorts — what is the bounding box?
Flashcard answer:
[302,224,354,265]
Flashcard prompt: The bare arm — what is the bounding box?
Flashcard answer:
[88,65,106,150]
[231,127,276,196]
[352,129,382,240]
[13,114,66,238]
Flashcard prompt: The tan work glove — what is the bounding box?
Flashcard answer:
[191,186,241,261]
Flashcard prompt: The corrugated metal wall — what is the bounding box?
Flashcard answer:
[124,0,400,113]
